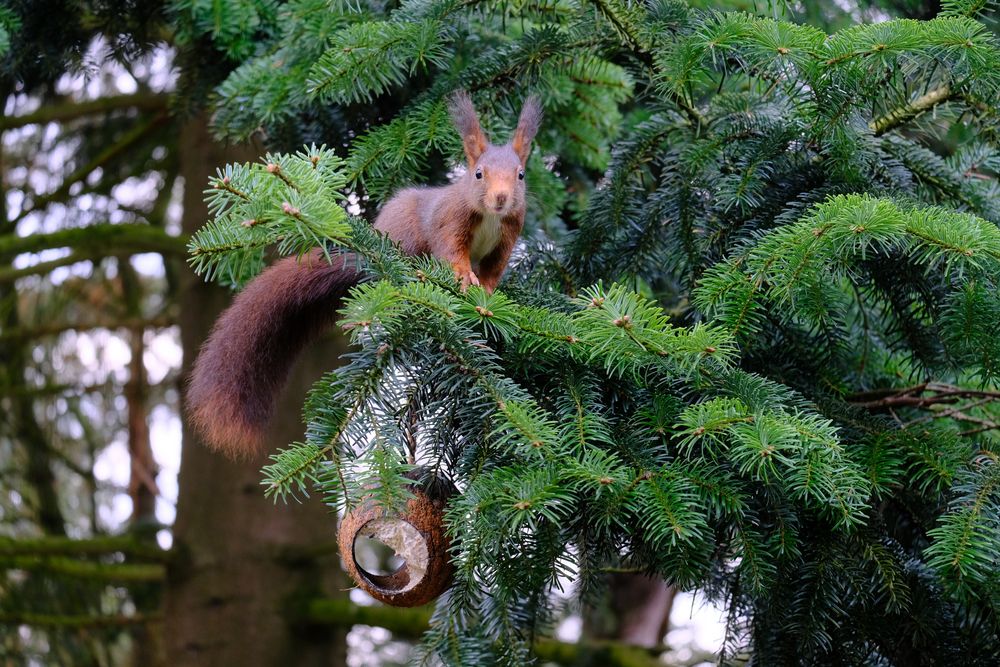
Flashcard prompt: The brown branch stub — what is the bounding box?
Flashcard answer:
[848,382,1000,435]
[848,383,1000,409]
[848,383,928,403]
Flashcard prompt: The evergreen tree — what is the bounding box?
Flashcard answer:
[179,0,1000,663]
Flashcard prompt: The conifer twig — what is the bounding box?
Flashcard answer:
[585,0,705,129]
[0,611,161,628]
[869,85,955,136]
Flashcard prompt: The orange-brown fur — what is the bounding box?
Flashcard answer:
[187,251,361,458]
[187,92,542,457]
[374,91,541,292]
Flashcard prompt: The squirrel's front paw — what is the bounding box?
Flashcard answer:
[459,271,481,292]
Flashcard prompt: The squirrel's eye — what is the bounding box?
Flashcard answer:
[475,168,483,180]
[518,169,525,180]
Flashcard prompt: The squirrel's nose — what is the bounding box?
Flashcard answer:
[495,193,507,208]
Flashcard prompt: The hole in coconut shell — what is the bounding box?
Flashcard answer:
[353,533,406,576]
[352,518,429,593]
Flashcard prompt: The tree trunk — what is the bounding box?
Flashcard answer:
[164,117,349,667]
[584,574,675,648]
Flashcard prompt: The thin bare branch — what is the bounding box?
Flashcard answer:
[0,93,168,131]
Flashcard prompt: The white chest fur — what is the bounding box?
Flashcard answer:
[469,213,503,263]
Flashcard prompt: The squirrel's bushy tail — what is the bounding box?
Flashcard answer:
[186,249,360,459]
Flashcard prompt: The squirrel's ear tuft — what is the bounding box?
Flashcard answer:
[448,90,488,165]
[512,95,542,163]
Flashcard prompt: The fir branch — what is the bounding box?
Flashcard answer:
[0,92,168,130]
[0,535,167,560]
[940,0,995,18]
[0,250,95,283]
[869,85,956,136]
[298,597,669,667]
[0,611,161,628]
[0,315,176,343]
[0,223,188,259]
[0,556,164,582]
[586,0,704,128]
[925,457,1000,595]
[262,392,365,503]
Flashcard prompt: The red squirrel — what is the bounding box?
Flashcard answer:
[187,92,542,458]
